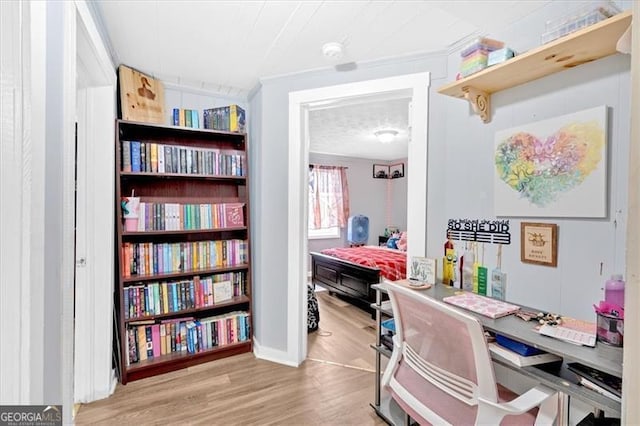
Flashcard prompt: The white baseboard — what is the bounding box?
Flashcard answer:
[253,338,301,368]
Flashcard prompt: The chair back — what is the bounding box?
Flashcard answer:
[382,283,500,425]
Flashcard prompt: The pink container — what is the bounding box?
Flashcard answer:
[604,274,625,309]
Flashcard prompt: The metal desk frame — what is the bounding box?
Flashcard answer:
[370,283,623,425]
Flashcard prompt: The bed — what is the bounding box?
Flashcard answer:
[310,246,406,312]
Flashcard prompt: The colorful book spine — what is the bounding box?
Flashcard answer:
[130,141,141,172]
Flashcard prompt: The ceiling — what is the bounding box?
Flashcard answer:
[309,97,410,161]
[95,0,551,160]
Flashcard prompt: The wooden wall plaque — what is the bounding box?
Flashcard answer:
[119,65,165,124]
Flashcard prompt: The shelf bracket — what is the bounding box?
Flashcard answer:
[463,87,491,123]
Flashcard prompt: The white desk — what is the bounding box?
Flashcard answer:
[370,283,623,424]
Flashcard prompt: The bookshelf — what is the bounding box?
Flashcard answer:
[437,10,632,123]
[114,119,252,384]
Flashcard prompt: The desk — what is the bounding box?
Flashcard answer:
[370,283,623,424]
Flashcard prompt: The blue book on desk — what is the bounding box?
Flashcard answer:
[496,334,542,356]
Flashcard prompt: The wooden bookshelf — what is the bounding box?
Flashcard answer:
[114,119,253,384]
[438,11,632,123]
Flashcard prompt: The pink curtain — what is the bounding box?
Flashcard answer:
[309,165,350,229]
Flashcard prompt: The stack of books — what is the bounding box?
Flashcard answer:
[488,334,562,367]
[203,105,245,133]
[172,108,199,128]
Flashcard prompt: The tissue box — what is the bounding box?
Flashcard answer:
[488,48,515,67]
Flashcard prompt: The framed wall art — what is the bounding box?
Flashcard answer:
[520,222,558,267]
[373,164,389,179]
[390,163,404,179]
[494,106,607,217]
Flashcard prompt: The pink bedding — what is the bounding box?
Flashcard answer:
[320,246,406,281]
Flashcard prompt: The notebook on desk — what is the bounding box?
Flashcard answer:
[443,292,520,319]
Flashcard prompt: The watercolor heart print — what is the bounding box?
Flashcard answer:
[495,120,605,208]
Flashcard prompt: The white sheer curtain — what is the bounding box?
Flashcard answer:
[308,165,350,230]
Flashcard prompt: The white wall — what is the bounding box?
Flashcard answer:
[249,0,632,352]
[431,2,631,321]
[389,159,408,232]
[308,153,390,252]
[250,55,447,351]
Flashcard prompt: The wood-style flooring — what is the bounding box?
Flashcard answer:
[75,290,386,425]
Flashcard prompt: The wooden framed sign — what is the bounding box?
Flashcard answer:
[119,65,165,124]
[520,222,558,267]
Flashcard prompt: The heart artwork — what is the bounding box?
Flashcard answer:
[494,122,605,207]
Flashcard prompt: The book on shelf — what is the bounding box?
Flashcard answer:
[203,105,245,133]
[213,280,233,303]
[488,342,562,367]
[125,312,251,365]
[130,141,141,172]
[122,140,131,172]
[567,362,622,401]
[224,203,245,227]
[172,108,200,129]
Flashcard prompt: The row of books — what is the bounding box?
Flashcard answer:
[172,108,200,129]
[203,105,245,133]
[126,312,251,365]
[123,271,246,319]
[132,202,244,232]
[121,239,248,277]
[121,140,245,177]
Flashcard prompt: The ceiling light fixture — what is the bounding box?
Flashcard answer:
[374,129,398,144]
[322,42,344,60]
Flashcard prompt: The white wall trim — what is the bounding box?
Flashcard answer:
[73,86,115,404]
[60,3,77,423]
[622,1,639,423]
[73,0,116,404]
[1,0,34,403]
[253,339,299,368]
[288,73,431,365]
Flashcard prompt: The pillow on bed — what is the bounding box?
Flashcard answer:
[386,237,398,249]
[396,232,407,251]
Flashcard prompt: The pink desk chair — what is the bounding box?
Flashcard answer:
[381,282,558,425]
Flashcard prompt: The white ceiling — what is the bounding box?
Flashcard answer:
[95,0,551,160]
[309,97,410,161]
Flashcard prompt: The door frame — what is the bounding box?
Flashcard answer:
[287,72,431,364]
[73,0,117,403]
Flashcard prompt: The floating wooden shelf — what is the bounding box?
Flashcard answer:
[437,10,632,123]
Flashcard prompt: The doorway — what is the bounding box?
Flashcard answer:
[287,72,431,365]
[73,3,117,404]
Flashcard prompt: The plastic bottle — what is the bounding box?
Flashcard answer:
[605,274,625,308]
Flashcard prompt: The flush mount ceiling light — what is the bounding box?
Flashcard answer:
[374,129,398,144]
[322,42,344,60]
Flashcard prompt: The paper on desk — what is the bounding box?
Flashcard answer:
[536,317,597,347]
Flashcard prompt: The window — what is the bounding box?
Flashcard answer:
[308,165,350,239]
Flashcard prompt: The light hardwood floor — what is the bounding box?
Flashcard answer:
[75,290,386,425]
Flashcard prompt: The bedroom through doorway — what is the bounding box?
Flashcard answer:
[306,96,410,371]
[287,72,431,366]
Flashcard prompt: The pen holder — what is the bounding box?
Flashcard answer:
[596,313,623,347]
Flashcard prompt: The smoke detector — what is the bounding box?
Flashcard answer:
[322,42,344,60]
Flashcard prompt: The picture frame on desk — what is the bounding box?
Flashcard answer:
[520,222,558,267]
